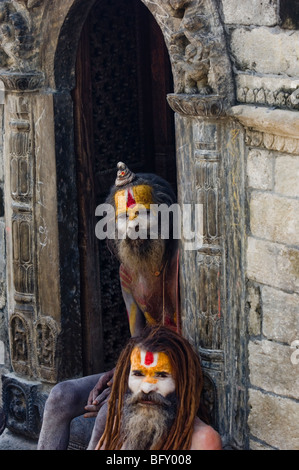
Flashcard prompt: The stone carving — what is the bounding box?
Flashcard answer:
[2,79,42,388]
[0,70,44,90]
[237,85,299,110]
[4,382,27,426]
[196,160,221,246]
[172,39,212,95]
[290,88,299,106]
[245,129,299,155]
[6,90,36,307]
[197,253,222,349]
[34,317,60,383]
[0,1,38,72]
[9,119,32,203]
[12,198,34,302]
[164,0,234,101]
[9,312,31,375]
[167,93,226,117]
[168,0,213,94]
[193,120,222,349]
[2,374,46,439]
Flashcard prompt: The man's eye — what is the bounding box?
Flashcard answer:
[132,371,144,377]
[155,372,168,378]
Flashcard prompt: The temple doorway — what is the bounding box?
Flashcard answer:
[72,0,176,375]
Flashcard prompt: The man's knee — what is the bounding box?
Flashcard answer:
[44,381,81,416]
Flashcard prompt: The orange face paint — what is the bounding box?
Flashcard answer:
[130,347,173,386]
[115,185,154,218]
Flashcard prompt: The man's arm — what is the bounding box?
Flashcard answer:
[119,265,146,336]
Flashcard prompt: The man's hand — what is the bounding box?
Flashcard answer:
[84,368,115,418]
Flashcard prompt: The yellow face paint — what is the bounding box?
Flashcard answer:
[130,347,173,384]
[114,185,154,218]
[129,347,176,397]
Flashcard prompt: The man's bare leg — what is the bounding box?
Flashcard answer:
[37,374,102,450]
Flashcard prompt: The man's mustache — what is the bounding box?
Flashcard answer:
[126,390,175,408]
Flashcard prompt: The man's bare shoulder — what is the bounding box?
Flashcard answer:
[190,417,222,450]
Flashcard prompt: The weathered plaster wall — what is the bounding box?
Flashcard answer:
[221,0,299,450]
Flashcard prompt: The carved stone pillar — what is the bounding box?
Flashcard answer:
[168,93,246,448]
[0,71,62,438]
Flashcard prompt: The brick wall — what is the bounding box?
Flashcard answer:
[221,0,299,450]
[246,149,299,449]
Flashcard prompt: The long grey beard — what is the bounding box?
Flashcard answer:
[120,391,177,450]
[117,237,166,275]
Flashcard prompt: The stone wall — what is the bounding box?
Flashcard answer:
[221,0,299,450]
[246,149,299,450]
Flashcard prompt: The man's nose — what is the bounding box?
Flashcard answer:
[127,208,139,221]
[140,379,157,394]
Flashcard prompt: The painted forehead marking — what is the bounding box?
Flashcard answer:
[141,350,158,367]
[130,347,172,374]
[144,351,154,366]
[114,185,153,215]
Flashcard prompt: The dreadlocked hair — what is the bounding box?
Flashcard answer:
[96,325,204,450]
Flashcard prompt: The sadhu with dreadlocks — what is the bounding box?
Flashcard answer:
[37,163,201,450]
[96,326,222,450]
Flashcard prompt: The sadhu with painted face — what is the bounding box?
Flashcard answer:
[37,163,221,450]
[96,325,222,450]
[103,161,180,334]
[38,163,182,450]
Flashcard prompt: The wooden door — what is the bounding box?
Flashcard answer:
[73,0,176,375]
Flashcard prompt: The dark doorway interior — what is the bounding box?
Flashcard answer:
[73,0,176,375]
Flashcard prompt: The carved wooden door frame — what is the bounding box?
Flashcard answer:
[72,0,177,375]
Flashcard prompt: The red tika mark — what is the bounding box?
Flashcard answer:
[127,189,136,208]
[144,351,154,366]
